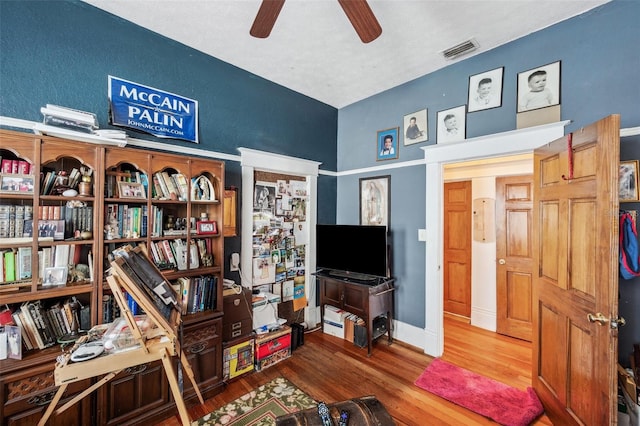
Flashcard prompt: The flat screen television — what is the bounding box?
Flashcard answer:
[316,224,388,280]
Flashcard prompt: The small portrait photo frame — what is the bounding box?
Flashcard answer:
[517,60,561,113]
[254,181,277,211]
[377,127,399,161]
[467,67,504,112]
[437,105,466,144]
[0,174,35,194]
[196,220,218,235]
[118,181,146,199]
[403,109,428,145]
[43,266,68,286]
[359,175,390,228]
[620,160,639,202]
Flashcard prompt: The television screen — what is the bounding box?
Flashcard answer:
[316,224,388,279]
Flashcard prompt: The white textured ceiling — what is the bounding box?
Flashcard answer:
[82,0,609,109]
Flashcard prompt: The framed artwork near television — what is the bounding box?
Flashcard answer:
[359,175,390,228]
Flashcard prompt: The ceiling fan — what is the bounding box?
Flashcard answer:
[250,0,382,43]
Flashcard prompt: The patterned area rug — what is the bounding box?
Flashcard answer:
[192,377,317,426]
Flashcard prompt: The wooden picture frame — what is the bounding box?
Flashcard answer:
[517,60,561,112]
[359,175,390,228]
[467,66,504,112]
[620,160,639,202]
[376,127,399,161]
[0,174,34,194]
[117,181,146,199]
[403,109,428,145]
[197,220,218,235]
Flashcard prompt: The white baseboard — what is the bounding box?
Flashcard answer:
[471,306,496,332]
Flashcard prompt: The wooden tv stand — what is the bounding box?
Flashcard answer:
[317,273,394,356]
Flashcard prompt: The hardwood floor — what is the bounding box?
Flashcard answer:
[156,315,552,425]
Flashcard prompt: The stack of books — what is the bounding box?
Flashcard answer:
[40,104,98,134]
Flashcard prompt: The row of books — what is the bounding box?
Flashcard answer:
[152,171,189,201]
[40,167,85,196]
[148,238,212,271]
[1,158,33,176]
[105,204,147,239]
[0,205,32,239]
[173,275,218,315]
[0,247,32,283]
[105,169,148,198]
[4,300,90,351]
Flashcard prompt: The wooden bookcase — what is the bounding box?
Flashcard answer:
[0,129,225,425]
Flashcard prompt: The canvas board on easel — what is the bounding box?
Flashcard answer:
[38,245,203,426]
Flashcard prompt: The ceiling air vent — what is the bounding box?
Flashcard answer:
[441,38,479,60]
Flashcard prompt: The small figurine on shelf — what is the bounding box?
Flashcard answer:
[105,218,120,240]
[78,166,93,196]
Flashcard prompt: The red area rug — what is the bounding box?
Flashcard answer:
[414,358,543,426]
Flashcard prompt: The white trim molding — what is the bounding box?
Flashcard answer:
[420,120,569,357]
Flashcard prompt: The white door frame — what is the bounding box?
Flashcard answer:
[238,147,322,328]
[420,121,569,357]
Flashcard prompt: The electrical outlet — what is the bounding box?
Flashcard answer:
[230,252,240,271]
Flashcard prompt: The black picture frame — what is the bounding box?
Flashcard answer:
[517,60,561,113]
[467,67,504,112]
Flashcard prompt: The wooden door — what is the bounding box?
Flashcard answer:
[443,181,472,317]
[532,115,620,424]
[496,175,534,341]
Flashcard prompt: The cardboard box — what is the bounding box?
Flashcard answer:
[323,319,345,339]
[324,305,348,323]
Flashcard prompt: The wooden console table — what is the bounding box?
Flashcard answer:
[317,274,394,356]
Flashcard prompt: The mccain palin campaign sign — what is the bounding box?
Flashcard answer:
[108,76,199,143]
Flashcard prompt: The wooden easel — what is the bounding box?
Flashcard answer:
[38,248,204,426]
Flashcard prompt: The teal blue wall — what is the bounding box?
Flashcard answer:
[0,0,339,229]
[336,0,640,351]
[1,1,638,360]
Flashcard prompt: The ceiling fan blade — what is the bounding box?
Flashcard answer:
[337,0,382,43]
[250,0,286,38]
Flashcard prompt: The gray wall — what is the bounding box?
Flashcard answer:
[336,0,640,358]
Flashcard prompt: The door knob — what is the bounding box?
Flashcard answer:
[611,316,626,329]
[587,312,626,329]
[498,259,506,265]
[587,312,608,325]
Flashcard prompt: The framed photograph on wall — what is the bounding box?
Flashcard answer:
[620,160,639,202]
[436,105,466,144]
[376,127,399,161]
[403,109,428,145]
[467,67,504,112]
[359,175,390,228]
[517,60,561,112]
